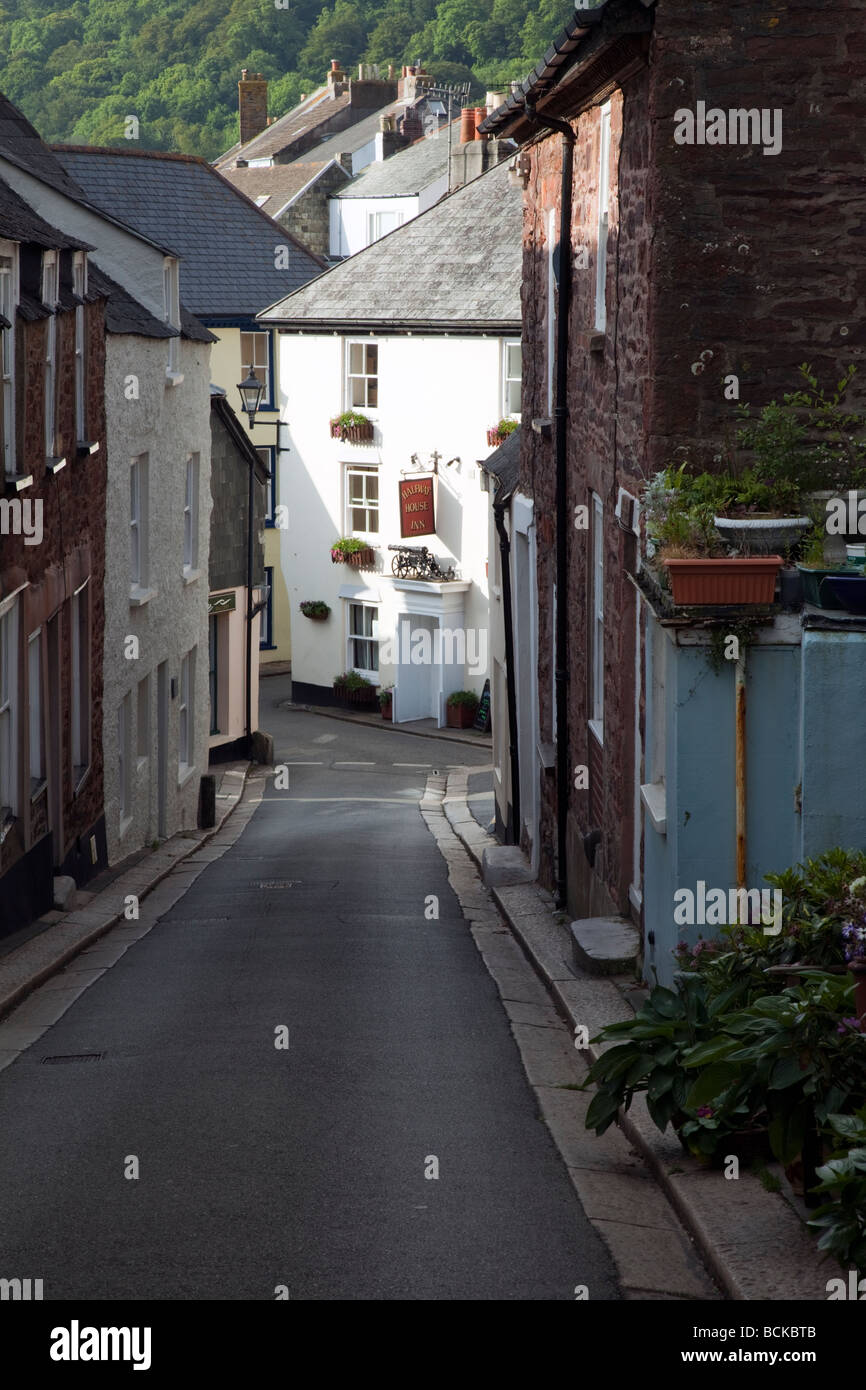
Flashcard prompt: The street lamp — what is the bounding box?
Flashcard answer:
[237,369,265,428]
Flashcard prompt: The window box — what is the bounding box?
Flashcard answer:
[663,556,782,606]
[332,671,378,708]
[330,538,376,568]
[487,420,518,448]
[330,413,374,444]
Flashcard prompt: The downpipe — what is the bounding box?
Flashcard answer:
[494,500,520,841]
[524,102,575,909]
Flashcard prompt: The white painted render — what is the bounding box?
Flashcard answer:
[101,332,212,862]
[330,178,447,259]
[0,158,168,320]
[276,330,502,723]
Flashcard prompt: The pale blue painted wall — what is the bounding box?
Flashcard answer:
[642,611,866,985]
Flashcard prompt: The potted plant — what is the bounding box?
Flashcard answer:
[330,410,374,444]
[642,467,783,605]
[446,690,479,728]
[332,670,378,708]
[330,537,376,568]
[378,686,393,721]
[487,418,518,448]
[299,600,331,621]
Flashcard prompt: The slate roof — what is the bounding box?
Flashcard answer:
[335,122,458,199]
[0,172,92,250]
[0,96,174,255]
[215,88,352,169]
[259,158,522,334]
[87,263,216,342]
[51,146,326,319]
[210,389,270,483]
[480,0,655,139]
[480,425,520,503]
[222,160,347,216]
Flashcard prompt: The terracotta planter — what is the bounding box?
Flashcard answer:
[663,556,782,605]
[380,698,393,721]
[447,703,477,729]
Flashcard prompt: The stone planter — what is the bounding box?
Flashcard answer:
[663,556,782,605]
[713,514,811,555]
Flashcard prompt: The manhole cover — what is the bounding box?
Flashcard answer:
[42,1053,103,1064]
[254,880,301,889]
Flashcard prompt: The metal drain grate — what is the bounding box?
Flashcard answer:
[41,1053,103,1065]
[254,880,301,889]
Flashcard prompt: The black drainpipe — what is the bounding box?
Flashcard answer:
[494,497,520,841]
[524,102,575,910]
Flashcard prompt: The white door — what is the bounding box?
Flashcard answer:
[395,616,436,723]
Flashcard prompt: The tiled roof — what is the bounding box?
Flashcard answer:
[292,98,412,166]
[51,146,326,319]
[222,160,346,216]
[0,172,93,250]
[216,88,352,169]
[336,121,458,198]
[260,158,522,333]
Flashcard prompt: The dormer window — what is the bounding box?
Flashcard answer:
[0,241,18,479]
[163,257,182,384]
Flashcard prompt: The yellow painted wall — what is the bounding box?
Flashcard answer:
[208,325,291,665]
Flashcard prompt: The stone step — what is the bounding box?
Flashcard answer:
[570,916,640,975]
[481,845,533,887]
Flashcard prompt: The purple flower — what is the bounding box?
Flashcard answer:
[837,1016,862,1035]
[842,921,866,962]
[696,1105,715,1119]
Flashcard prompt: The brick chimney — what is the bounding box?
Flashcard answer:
[238,70,269,146]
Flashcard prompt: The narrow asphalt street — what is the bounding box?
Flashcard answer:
[0,690,620,1300]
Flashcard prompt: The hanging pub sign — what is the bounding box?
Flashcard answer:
[399,476,435,538]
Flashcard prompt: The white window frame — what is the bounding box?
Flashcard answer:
[0,595,19,816]
[70,581,90,785]
[346,339,378,412]
[366,208,403,246]
[42,251,59,458]
[0,242,18,478]
[130,454,149,595]
[183,453,199,573]
[179,649,194,776]
[73,251,87,441]
[163,257,181,378]
[595,101,611,333]
[346,601,379,681]
[503,338,522,419]
[345,463,379,537]
[240,330,271,406]
[590,493,604,740]
[28,628,44,787]
[118,691,132,826]
[137,673,150,764]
